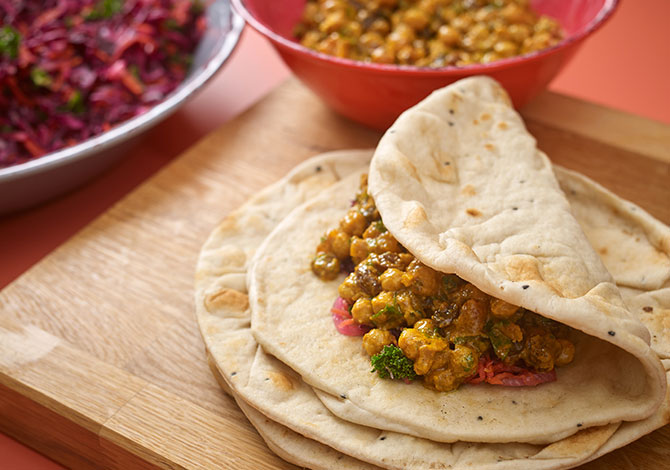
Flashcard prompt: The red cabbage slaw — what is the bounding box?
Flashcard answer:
[0,0,207,167]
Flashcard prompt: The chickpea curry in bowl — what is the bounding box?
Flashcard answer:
[295,0,563,67]
[312,174,575,392]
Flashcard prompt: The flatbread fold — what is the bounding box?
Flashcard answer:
[196,78,670,470]
[249,78,666,445]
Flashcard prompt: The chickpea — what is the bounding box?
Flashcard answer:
[508,23,531,43]
[301,30,323,49]
[319,10,347,34]
[437,25,460,46]
[451,14,474,32]
[350,236,370,263]
[340,209,367,236]
[396,290,424,326]
[404,8,430,31]
[363,220,384,238]
[301,2,320,26]
[371,231,401,253]
[363,328,397,356]
[414,337,450,375]
[368,17,391,36]
[555,338,575,366]
[501,3,528,24]
[380,268,404,291]
[359,31,386,52]
[424,368,459,391]
[351,298,374,325]
[494,40,518,57]
[453,299,488,336]
[371,291,395,314]
[311,252,340,280]
[371,45,395,63]
[401,259,440,296]
[523,31,552,53]
[387,24,415,49]
[490,298,519,319]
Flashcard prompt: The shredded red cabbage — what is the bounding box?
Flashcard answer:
[0,0,207,167]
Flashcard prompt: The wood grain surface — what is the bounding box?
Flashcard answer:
[0,78,668,470]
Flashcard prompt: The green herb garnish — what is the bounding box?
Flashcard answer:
[30,67,53,87]
[86,0,123,20]
[0,26,21,59]
[370,345,417,381]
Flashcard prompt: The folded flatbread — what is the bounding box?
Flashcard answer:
[196,149,669,470]
[248,77,667,446]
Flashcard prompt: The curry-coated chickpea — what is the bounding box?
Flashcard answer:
[326,229,350,260]
[396,44,414,64]
[370,45,396,63]
[373,231,401,253]
[427,39,449,58]
[321,0,346,13]
[343,21,363,39]
[387,23,415,49]
[501,3,529,24]
[319,10,346,34]
[371,290,395,314]
[338,272,363,302]
[453,299,488,336]
[351,298,374,325]
[349,236,370,263]
[359,31,385,51]
[401,260,440,296]
[368,17,391,35]
[311,252,340,280]
[380,268,404,291]
[301,30,322,49]
[555,338,575,366]
[362,328,397,356]
[362,220,384,239]
[395,290,423,326]
[507,23,532,43]
[493,40,518,57]
[490,298,519,319]
[403,8,430,31]
[437,25,460,46]
[451,13,474,32]
[301,2,320,26]
[340,209,368,236]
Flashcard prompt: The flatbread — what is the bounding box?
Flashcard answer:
[250,78,666,445]
[197,150,669,470]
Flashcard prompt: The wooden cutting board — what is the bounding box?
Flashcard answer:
[1,78,669,470]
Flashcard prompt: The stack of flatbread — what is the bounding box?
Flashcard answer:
[195,77,670,470]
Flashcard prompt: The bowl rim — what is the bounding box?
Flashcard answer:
[0,0,245,183]
[233,0,619,76]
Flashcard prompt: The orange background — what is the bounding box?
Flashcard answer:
[1,0,669,467]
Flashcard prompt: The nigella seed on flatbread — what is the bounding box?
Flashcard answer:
[316,166,322,172]
[609,331,616,336]
[643,306,653,312]
[522,285,530,290]
[340,393,347,399]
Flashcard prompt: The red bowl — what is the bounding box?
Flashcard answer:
[233,0,619,130]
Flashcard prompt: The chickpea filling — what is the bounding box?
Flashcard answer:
[311,174,575,391]
[294,0,563,67]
